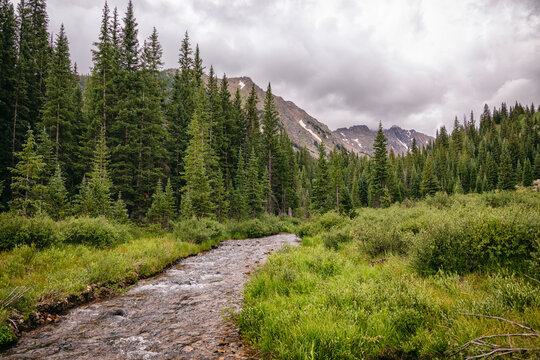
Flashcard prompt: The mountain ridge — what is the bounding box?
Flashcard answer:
[163,69,434,156]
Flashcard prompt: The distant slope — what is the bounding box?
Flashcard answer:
[163,69,433,156]
[334,125,433,155]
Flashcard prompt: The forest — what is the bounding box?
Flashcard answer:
[0,0,539,358]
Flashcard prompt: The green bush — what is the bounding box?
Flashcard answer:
[62,216,130,248]
[0,213,60,251]
[173,218,225,244]
[296,211,348,238]
[227,216,283,239]
[321,228,352,250]
[411,209,540,275]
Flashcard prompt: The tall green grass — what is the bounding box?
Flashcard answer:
[239,191,540,359]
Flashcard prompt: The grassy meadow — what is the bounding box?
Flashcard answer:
[238,191,540,359]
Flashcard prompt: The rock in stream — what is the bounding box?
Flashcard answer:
[2,234,298,360]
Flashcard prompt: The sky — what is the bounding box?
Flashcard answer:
[44,0,540,135]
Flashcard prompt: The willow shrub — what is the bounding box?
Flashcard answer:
[0,213,60,251]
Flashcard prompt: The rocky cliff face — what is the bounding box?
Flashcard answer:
[164,70,433,156]
[334,125,433,155]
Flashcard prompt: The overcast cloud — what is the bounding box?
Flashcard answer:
[45,0,540,135]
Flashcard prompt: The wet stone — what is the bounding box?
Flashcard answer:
[2,234,298,360]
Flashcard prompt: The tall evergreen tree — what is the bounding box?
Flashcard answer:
[0,0,17,203]
[371,123,390,207]
[181,89,214,219]
[245,148,264,218]
[497,142,514,191]
[40,24,76,171]
[522,158,533,187]
[10,128,45,216]
[166,31,195,205]
[261,83,280,213]
[420,158,440,196]
[45,164,68,220]
[75,128,114,217]
[312,142,331,212]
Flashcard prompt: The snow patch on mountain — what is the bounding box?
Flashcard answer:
[299,120,322,142]
[353,139,362,148]
[239,81,245,89]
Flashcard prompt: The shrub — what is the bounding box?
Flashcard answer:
[321,228,352,250]
[62,216,130,248]
[411,209,540,275]
[296,211,347,238]
[173,218,225,244]
[0,213,60,251]
[425,191,454,209]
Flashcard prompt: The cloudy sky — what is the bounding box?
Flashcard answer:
[45,0,540,135]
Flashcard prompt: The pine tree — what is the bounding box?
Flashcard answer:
[134,27,167,217]
[147,178,175,229]
[45,164,68,220]
[420,158,440,196]
[0,0,17,203]
[522,158,533,187]
[245,148,264,218]
[11,0,50,160]
[244,84,260,150]
[311,142,331,212]
[112,191,129,223]
[109,0,141,209]
[534,153,540,179]
[261,83,280,213]
[75,128,114,217]
[85,2,117,138]
[40,24,76,170]
[10,128,46,216]
[181,89,214,219]
[166,31,195,205]
[232,149,249,219]
[371,123,390,207]
[498,142,514,190]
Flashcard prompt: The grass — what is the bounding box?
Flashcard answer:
[238,191,540,359]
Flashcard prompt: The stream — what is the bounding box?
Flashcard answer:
[2,234,298,359]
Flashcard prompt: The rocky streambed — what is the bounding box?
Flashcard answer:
[2,234,298,359]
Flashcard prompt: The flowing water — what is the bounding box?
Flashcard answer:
[2,234,298,360]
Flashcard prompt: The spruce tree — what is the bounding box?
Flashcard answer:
[261,83,280,213]
[371,123,390,207]
[10,128,46,216]
[112,192,129,223]
[75,128,114,217]
[40,24,76,170]
[420,158,440,196]
[181,89,214,219]
[232,149,249,219]
[311,142,331,212]
[45,164,68,220]
[166,31,195,204]
[534,153,540,179]
[147,178,175,229]
[244,84,261,150]
[0,0,17,203]
[497,142,514,190]
[522,158,533,187]
[134,27,167,217]
[246,148,264,218]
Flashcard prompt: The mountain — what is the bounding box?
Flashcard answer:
[163,70,433,156]
[334,125,433,155]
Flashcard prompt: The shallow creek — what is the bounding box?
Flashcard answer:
[2,234,299,359]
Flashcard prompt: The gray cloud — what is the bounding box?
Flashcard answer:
[44,0,540,135]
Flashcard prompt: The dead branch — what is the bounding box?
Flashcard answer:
[0,286,30,309]
[459,313,537,333]
[448,314,539,359]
